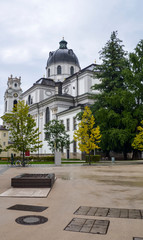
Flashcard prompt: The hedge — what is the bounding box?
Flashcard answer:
[85,155,101,163]
[0,155,54,162]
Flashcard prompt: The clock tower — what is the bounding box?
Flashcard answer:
[4,75,22,114]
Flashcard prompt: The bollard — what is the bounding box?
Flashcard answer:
[111,157,115,163]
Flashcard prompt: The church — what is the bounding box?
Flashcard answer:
[4,39,99,159]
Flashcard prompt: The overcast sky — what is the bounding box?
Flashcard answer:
[0,0,143,124]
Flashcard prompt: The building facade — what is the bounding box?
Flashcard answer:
[4,39,99,159]
[0,125,18,158]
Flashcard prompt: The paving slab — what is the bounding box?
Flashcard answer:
[64,217,110,235]
[74,206,143,219]
[0,164,143,240]
[0,187,51,197]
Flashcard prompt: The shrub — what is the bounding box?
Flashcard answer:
[86,155,101,163]
[0,157,10,161]
[25,156,55,162]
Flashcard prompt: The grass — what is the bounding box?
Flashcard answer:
[0,158,84,165]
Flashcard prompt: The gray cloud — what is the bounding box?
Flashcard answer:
[0,0,143,124]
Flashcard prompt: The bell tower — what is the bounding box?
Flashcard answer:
[4,75,22,113]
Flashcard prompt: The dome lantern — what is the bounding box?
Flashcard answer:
[59,38,67,49]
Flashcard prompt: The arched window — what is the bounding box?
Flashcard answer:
[28,95,31,105]
[13,100,17,110]
[70,66,74,75]
[14,83,17,87]
[48,68,50,77]
[45,107,50,124]
[5,101,7,112]
[57,65,62,75]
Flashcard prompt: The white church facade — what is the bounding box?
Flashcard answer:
[4,39,99,159]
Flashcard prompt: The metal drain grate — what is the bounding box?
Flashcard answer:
[8,204,48,212]
[133,238,143,240]
[64,218,110,235]
[74,206,143,219]
[15,215,48,225]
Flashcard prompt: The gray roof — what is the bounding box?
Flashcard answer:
[35,78,55,87]
[46,40,80,68]
[0,125,8,131]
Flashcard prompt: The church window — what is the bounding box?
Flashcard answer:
[73,140,77,153]
[14,83,17,87]
[5,101,7,112]
[70,66,74,75]
[45,107,50,124]
[45,107,50,139]
[60,120,64,125]
[73,117,77,130]
[48,68,50,77]
[66,118,70,131]
[28,95,33,105]
[13,100,17,110]
[57,65,62,75]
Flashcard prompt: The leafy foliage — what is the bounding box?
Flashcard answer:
[44,119,70,152]
[1,101,42,165]
[73,106,101,164]
[132,121,143,151]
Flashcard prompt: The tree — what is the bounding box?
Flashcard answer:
[73,106,101,164]
[1,100,42,166]
[123,40,143,158]
[0,143,2,154]
[92,31,135,159]
[132,120,143,153]
[44,119,70,153]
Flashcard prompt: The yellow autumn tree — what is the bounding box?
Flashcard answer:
[73,106,101,164]
[132,120,143,151]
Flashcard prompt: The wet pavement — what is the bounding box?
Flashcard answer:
[0,164,143,239]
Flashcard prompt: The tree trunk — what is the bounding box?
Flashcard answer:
[123,151,127,160]
[22,150,25,167]
[132,149,141,160]
[105,151,110,160]
[89,152,91,165]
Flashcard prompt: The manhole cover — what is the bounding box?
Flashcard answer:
[15,215,48,225]
[64,218,110,235]
[8,204,48,212]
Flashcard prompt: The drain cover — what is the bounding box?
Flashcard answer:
[64,218,110,235]
[133,238,143,240]
[74,206,143,219]
[15,215,48,225]
[8,204,48,212]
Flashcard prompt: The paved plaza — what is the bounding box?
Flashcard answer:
[0,163,143,240]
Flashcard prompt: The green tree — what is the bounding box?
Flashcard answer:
[1,100,42,166]
[44,119,70,153]
[73,106,101,165]
[123,40,143,158]
[92,31,134,159]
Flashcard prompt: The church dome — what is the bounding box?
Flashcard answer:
[46,39,80,68]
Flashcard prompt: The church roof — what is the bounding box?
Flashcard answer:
[35,78,55,87]
[46,39,80,68]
